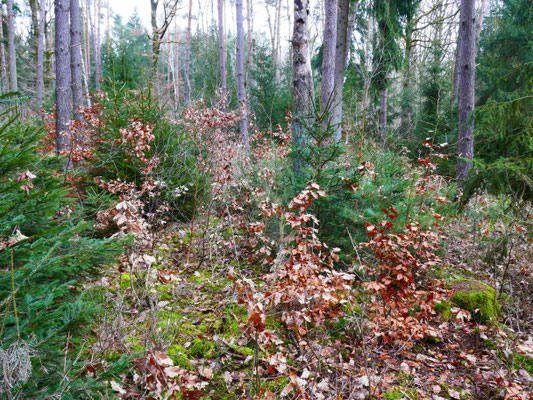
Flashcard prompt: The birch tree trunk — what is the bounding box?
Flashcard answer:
[456,0,476,183]
[6,0,18,92]
[55,0,72,155]
[183,0,193,103]
[71,0,83,120]
[218,0,227,98]
[292,0,314,174]
[235,0,249,147]
[36,0,45,106]
[320,0,337,126]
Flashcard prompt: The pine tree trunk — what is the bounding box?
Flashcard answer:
[217,0,227,98]
[35,0,45,106]
[292,0,314,174]
[0,6,9,94]
[332,0,359,142]
[246,0,254,83]
[173,22,180,110]
[456,0,476,183]
[380,82,388,145]
[55,0,72,155]
[71,0,83,121]
[183,0,193,103]
[94,0,102,90]
[236,0,249,147]
[320,0,337,128]
[6,0,18,92]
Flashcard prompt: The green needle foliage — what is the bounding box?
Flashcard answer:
[0,107,124,398]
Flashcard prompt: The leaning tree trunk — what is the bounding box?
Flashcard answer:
[320,0,337,129]
[6,0,17,92]
[456,0,476,183]
[71,0,83,121]
[292,0,314,175]
[235,0,249,147]
[55,0,72,156]
[36,0,45,106]
[183,0,193,103]
[217,0,227,98]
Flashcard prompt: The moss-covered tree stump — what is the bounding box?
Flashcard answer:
[450,279,502,323]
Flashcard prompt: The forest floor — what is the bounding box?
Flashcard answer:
[90,197,533,400]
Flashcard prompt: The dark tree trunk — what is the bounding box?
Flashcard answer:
[71,0,83,121]
[236,0,249,147]
[6,0,18,92]
[456,0,476,183]
[292,0,314,174]
[55,0,72,155]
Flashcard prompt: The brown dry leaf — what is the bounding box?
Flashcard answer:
[154,351,173,367]
[199,367,213,379]
[448,388,461,399]
[280,381,294,397]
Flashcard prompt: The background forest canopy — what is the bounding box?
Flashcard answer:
[0,0,532,398]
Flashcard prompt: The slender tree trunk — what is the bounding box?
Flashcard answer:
[183,0,193,103]
[29,0,40,100]
[380,83,388,145]
[95,0,102,89]
[0,6,9,94]
[71,0,83,120]
[332,0,359,142]
[246,0,254,83]
[173,22,180,110]
[217,0,227,98]
[6,0,17,92]
[292,0,314,174]
[456,0,476,183]
[320,0,337,125]
[235,0,249,147]
[55,0,72,155]
[36,0,46,106]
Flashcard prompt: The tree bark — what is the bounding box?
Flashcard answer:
[236,0,249,147]
[0,5,9,94]
[36,0,46,106]
[456,0,476,183]
[6,0,18,92]
[292,0,314,174]
[320,0,337,127]
[183,0,193,103]
[332,0,359,142]
[380,83,388,145]
[55,0,72,155]
[94,0,102,90]
[71,0,83,121]
[217,0,227,98]
[246,0,254,82]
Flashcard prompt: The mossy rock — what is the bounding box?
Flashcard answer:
[450,279,501,323]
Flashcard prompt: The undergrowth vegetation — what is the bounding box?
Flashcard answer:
[1,88,532,399]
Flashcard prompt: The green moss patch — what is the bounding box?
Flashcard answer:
[450,279,501,323]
